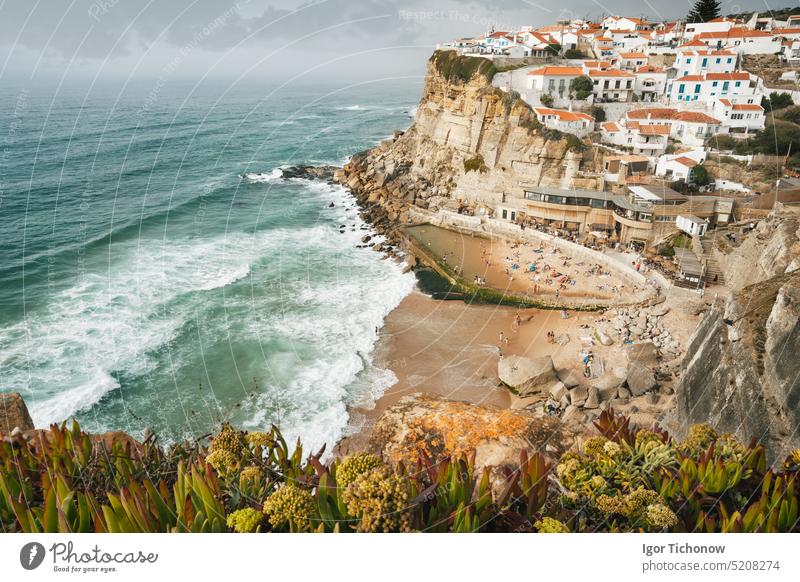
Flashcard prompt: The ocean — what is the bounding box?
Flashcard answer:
[0,79,421,451]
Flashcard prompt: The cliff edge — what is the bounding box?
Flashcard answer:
[335,51,595,242]
[669,206,800,460]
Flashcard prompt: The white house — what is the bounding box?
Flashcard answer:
[600,119,670,155]
[695,29,782,54]
[607,29,649,52]
[683,17,739,39]
[588,68,635,101]
[712,99,765,132]
[669,72,756,104]
[676,214,708,236]
[602,16,652,31]
[617,51,648,70]
[626,108,725,146]
[531,107,594,137]
[634,65,667,101]
[527,66,583,97]
[673,49,737,76]
[656,155,701,182]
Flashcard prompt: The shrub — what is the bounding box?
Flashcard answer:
[778,106,800,125]
[540,93,554,107]
[430,50,496,84]
[564,48,585,59]
[464,154,488,173]
[590,105,606,122]
[692,163,711,186]
[1,412,798,533]
[762,92,794,112]
[570,75,593,100]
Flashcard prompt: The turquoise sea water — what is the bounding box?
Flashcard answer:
[0,79,421,450]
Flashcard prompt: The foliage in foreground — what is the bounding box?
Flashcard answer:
[1,411,798,533]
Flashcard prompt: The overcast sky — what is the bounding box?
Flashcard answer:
[0,0,783,83]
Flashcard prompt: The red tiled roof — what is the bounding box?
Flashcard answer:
[589,68,634,77]
[639,124,670,135]
[527,66,583,76]
[636,65,665,73]
[619,52,647,58]
[532,107,594,122]
[601,121,620,132]
[732,103,764,111]
[674,156,698,167]
[627,108,721,124]
[696,28,774,39]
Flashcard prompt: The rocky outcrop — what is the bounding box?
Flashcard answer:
[369,394,575,471]
[668,270,800,461]
[498,355,557,397]
[714,205,800,292]
[0,392,34,434]
[333,53,595,250]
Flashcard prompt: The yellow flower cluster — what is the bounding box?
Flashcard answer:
[239,466,263,485]
[207,424,246,473]
[245,431,271,449]
[534,517,570,533]
[646,503,678,529]
[336,452,384,488]
[342,467,412,532]
[262,485,315,531]
[681,423,718,454]
[596,488,660,519]
[226,508,263,533]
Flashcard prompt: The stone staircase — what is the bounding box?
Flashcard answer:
[698,236,725,286]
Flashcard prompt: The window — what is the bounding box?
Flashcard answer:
[722,81,729,92]
[678,83,685,94]
[702,58,708,67]
[712,81,718,87]
[715,58,721,63]
[694,84,701,93]
[735,81,741,88]
[727,58,732,63]
[686,58,692,63]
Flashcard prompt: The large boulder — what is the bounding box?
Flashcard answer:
[498,355,557,397]
[627,341,659,367]
[556,368,582,388]
[593,368,627,400]
[0,392,34,434]
[627,361,657,396]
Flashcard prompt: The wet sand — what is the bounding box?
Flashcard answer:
[338,289,614,454]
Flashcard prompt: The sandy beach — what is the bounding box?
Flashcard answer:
[339,288,620,453]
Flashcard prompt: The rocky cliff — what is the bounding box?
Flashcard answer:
[670,207,800,460]
[334,52,597,244]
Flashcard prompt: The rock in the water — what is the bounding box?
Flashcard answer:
[627,361,656,396]
[0,392,34,434]
[498,355,557,397]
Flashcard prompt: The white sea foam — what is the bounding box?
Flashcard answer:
[2,231,270,426]
[241,168,284,183]
[337,105,365,111]
[4,177,415,455]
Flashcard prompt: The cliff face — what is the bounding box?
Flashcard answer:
[336,54,595,238]
[671,208,800,460]
[714,207,800,291]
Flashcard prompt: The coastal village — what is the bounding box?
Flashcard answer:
[331,4,800,465]
[2,3,800,537]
